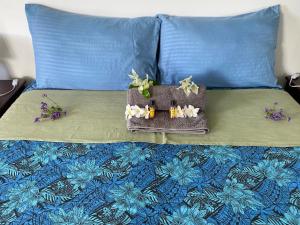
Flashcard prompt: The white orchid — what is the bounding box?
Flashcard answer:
[137,74,152,92]
[175,106,185,118]
[178,76,199,96]
[180,76,193,87]
[129,70,155,98]
[132,105,145,118]
[144,105,150,119]
[126,103,200,120]
[125,105,151,120]
[190,82,199,94]
[125,104,135,120]
[128,69,143,87]
[183,105,200,118]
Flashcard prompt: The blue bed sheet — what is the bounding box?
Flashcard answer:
[0,141,299,224]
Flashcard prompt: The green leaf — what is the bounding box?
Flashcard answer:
[129,84,137,89]
[151,80,159,86]
[142,89,150,99]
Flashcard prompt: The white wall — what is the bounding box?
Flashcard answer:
[0,0,299,82]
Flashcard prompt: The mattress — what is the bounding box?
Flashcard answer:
[0,88,299,146]
[1,88,300,224]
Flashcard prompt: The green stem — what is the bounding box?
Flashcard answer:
[45,96,60,108]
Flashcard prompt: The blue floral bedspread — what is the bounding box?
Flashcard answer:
[0,141,299,225]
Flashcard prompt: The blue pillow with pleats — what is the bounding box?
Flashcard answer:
[158,5,280,88]
[26,4,160,90]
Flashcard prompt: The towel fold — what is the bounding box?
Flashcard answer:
[127,85,206,110]
[127,111,208,134]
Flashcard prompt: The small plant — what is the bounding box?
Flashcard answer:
[34,94,66,123]
[128,69,157,98]
[265,102,291,122]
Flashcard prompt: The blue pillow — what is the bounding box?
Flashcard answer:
[26,4,160,90]
[158,5,280,88]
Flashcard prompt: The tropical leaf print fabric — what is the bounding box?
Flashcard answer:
[0,141,299,224]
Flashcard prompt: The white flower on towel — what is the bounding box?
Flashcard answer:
[190,83,199,95]
[132,105,145,118]
[144,105,150,119]
[125,105,150,120]
[129,70,154,99]
[176,106,185,118]
[178,76,199,96]
[183,105,200,118]
[125,104,135,120]
[137,74,151,92]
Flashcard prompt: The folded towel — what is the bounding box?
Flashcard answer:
[127,85,208,134]
[127,111,208,134]
[127,85,206,111]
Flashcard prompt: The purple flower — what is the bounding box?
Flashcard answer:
[270,111,285,121]
[51,111,61,120]
[40,102,48,111]
[264,102,291,122]
[35,94,66,123]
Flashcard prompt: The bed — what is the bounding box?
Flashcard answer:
[0,88,300,224]
[2,3,299,224]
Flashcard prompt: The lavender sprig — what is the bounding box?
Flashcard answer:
[265,102,291,122]
[34,94,67,123]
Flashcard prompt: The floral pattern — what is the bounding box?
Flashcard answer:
[0,141,299,224]
[66,160,103,189]
[203,146,241,164]
[114,143,152,167]
[164,204,212,225]
[254,159,294,186]
[216,179,263,214]
[49,207,97,225]
[156,156,200,185]
[30,144,63,166]
[0,181,44,222]
[110,182,157,217]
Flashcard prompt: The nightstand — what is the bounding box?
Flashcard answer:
[285,76,300,104]
[0,79,26,117]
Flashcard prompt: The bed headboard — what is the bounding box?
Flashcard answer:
[0,0,299,84]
